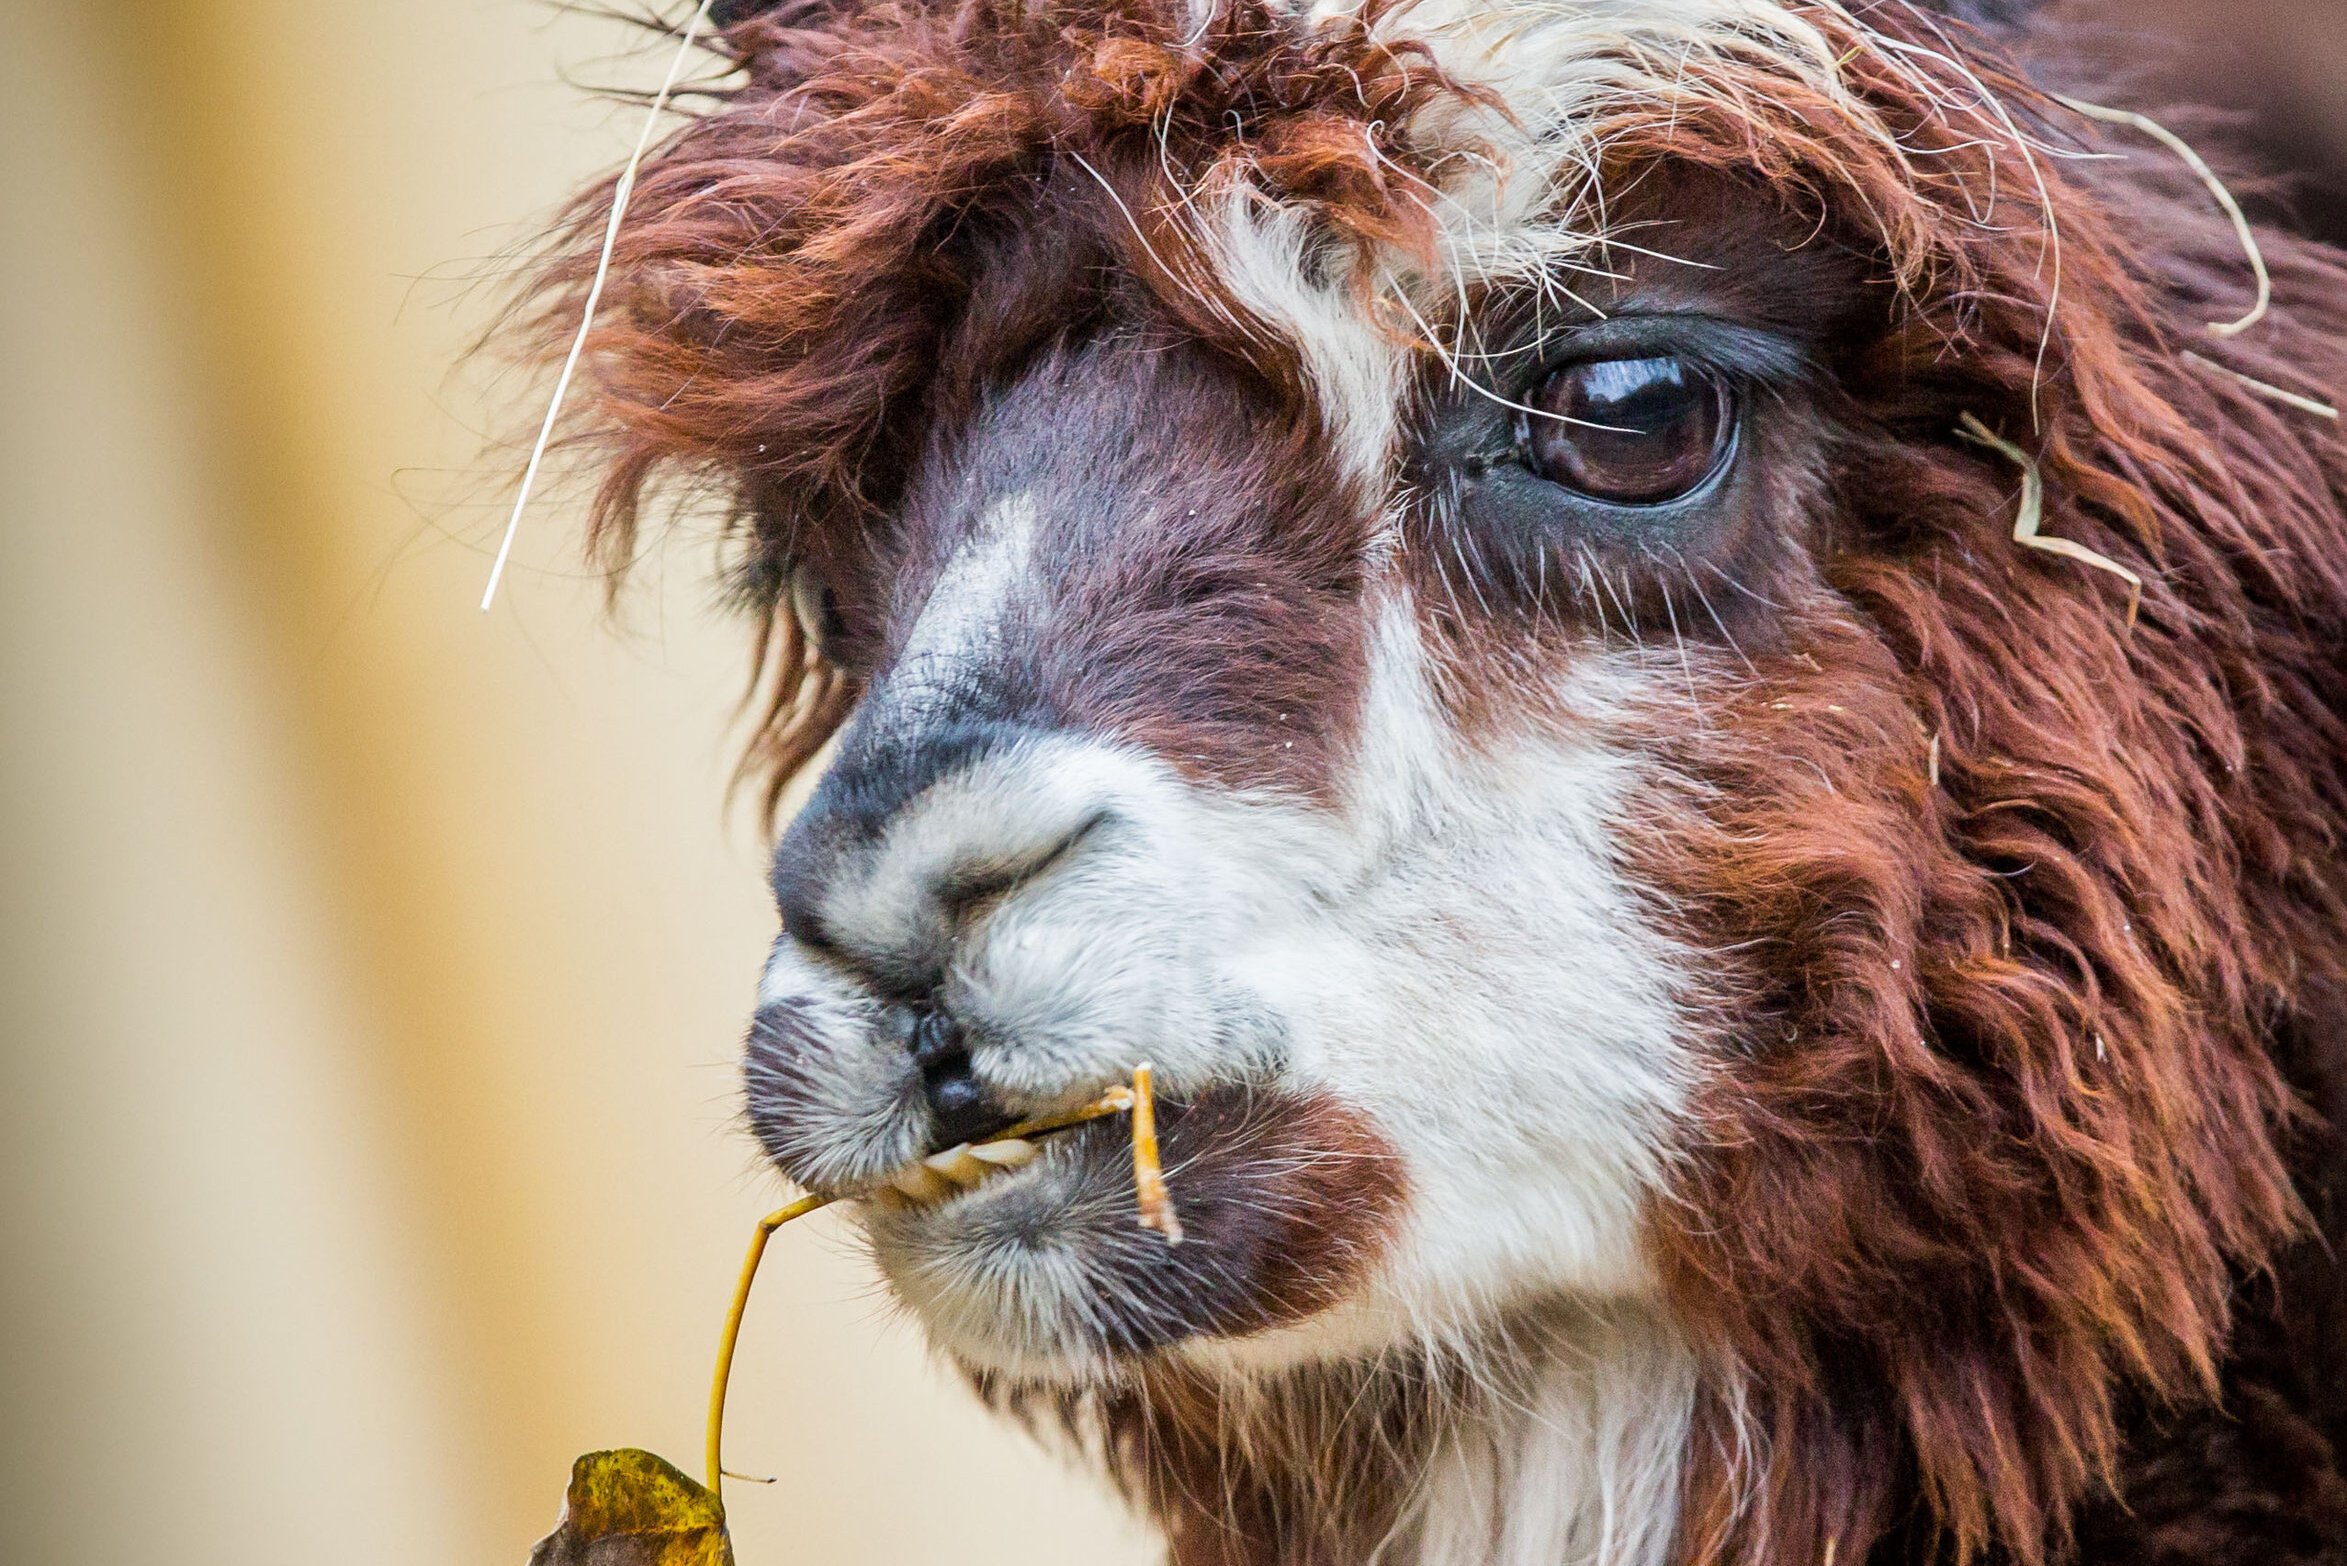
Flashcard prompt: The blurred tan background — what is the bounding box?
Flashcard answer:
[0,2,1156,1562]
[0,3,2338,1564]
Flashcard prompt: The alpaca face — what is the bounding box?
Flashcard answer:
[732,7,1868,1379]
[539,0,2338,1554]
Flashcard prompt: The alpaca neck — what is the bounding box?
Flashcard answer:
[1124,1302,1702,1566]
[1387,1306,1699,1566]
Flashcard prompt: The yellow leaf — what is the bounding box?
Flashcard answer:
[528,1449,736,1566]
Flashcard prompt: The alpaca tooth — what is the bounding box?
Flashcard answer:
[890,1164,955,1204]
[967,1138,1039,1168]
[925,1147,990,1187]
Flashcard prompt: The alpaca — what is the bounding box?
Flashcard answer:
[517,0,2347,1560]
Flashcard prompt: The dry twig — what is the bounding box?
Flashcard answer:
[704,1076,1163,1497]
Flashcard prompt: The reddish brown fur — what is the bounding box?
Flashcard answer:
[1564,14,2347,1565]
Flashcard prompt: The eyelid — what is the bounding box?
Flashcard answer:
[1507,314,1809,395]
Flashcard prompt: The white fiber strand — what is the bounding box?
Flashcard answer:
[1957,411,2144,628]
[2055,93,2271,339]
[481,0,717,612]
[2181,350,2341,420]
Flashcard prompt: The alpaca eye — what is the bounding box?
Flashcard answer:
[1515,357,1733,505]
[788,565,851,663]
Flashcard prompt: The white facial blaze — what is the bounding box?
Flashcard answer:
[889,493,1040,703]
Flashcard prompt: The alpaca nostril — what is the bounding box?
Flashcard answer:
[910,1009,964,1072]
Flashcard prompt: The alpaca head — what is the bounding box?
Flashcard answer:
[524,0,2347,1559]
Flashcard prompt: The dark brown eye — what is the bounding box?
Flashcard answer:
[1516,356,1732,505]
[788,564,856,666]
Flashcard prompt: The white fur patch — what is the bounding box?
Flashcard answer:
[1395,1308,1698,1566]
[1202,185,1409,492]
[809,583,1696,1351]
[1263,598,1692,1320]
[1159,597,1693,1391]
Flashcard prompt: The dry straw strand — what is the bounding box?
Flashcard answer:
[2181,350,2341,421]
[705,1190,827,1500]
[702,1082,1146,1498]
[1131,1063,1185,1244]
[2054,93,2271,338]
[1957,412,2144,629]
[482,0,718,611]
